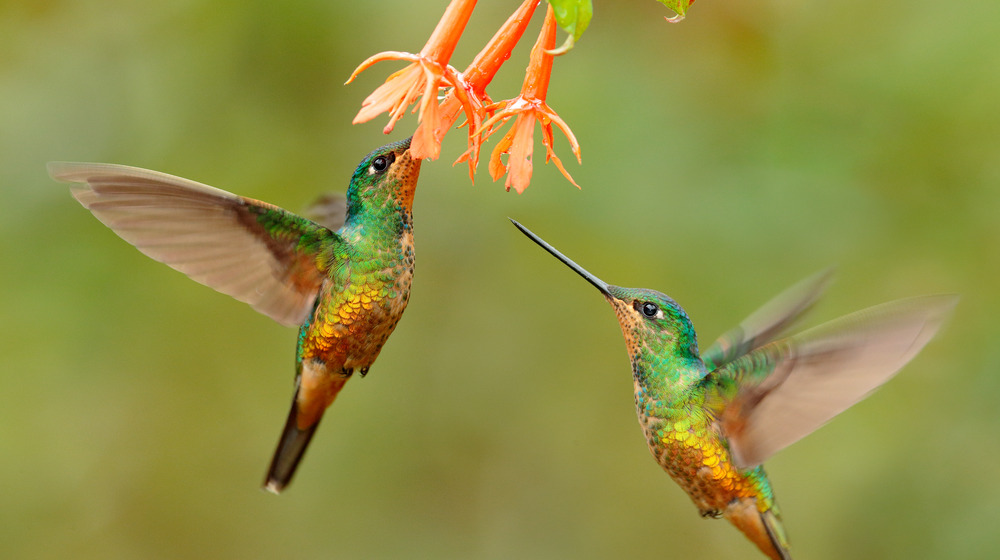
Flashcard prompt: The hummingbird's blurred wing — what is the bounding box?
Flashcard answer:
[701,269,834,371]
[50,162,341,328]
[302,193,348,232]
[702,295,956,469]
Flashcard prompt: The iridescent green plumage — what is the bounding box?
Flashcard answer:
[51,137,421,493]
[511,219,955,560]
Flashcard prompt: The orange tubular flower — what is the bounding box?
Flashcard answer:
[413,0,541,176]
[480,4,581,193]
[346,0,480,160]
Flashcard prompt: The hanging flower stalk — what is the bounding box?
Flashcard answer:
[348,1,701,191]
[413,0,541,177]
[345,0,481,160]
[479,4,581,193]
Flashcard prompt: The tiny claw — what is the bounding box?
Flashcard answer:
[665,14,686,23]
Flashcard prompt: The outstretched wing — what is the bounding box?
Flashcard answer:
[701,269,834,371]
[702,295,957,469]
[50,162,342,327]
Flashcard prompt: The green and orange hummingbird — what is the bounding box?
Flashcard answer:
[49,137,421,494]
[511,219,955,559]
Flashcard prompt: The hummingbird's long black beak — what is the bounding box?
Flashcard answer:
[510,219,613,297]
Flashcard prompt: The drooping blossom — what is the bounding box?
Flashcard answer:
[479,4,581,193]
[413,0,541,177]
[350,0,581,193]
[346,0,480,160]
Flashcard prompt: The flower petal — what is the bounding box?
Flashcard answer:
[539,121,580,188]
[505,113,537,193]
[352,63,428,131]
[345,51,418,85]
[541,103,581,163]
[488,124,515,183]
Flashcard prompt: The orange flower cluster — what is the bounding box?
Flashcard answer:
[347,0,581,193]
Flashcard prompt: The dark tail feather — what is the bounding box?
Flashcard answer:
[761,508,792,560]
[262,391,321,494]
[725,498,792,560]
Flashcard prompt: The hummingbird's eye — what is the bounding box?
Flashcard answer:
[370,152,394,174]
[640,302,659,318]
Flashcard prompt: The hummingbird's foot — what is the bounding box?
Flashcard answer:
[699,508,722,519]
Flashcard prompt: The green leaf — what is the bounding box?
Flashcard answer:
[547,0,593,53]
[655,0,695,22]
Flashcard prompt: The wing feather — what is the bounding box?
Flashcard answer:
[701,269,834,370]
[704,295,957,469]
[51,162,341,327]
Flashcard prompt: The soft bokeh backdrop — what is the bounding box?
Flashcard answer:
[2,1,998,558]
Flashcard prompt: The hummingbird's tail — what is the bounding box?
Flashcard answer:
[263,391,321,494]
[263,364,350,494]
[725,498,792,560]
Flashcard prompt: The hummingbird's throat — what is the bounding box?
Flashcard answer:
[388,151,421,210]
[607,297,645,363]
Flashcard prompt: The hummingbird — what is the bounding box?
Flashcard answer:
[49,137,421,494]
[510,219,955,560]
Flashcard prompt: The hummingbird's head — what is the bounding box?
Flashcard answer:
[347,136,422,221]
[602,286,700,366]
[510,220,701,365]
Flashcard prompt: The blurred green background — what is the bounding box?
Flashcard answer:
[2,1,998,558]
